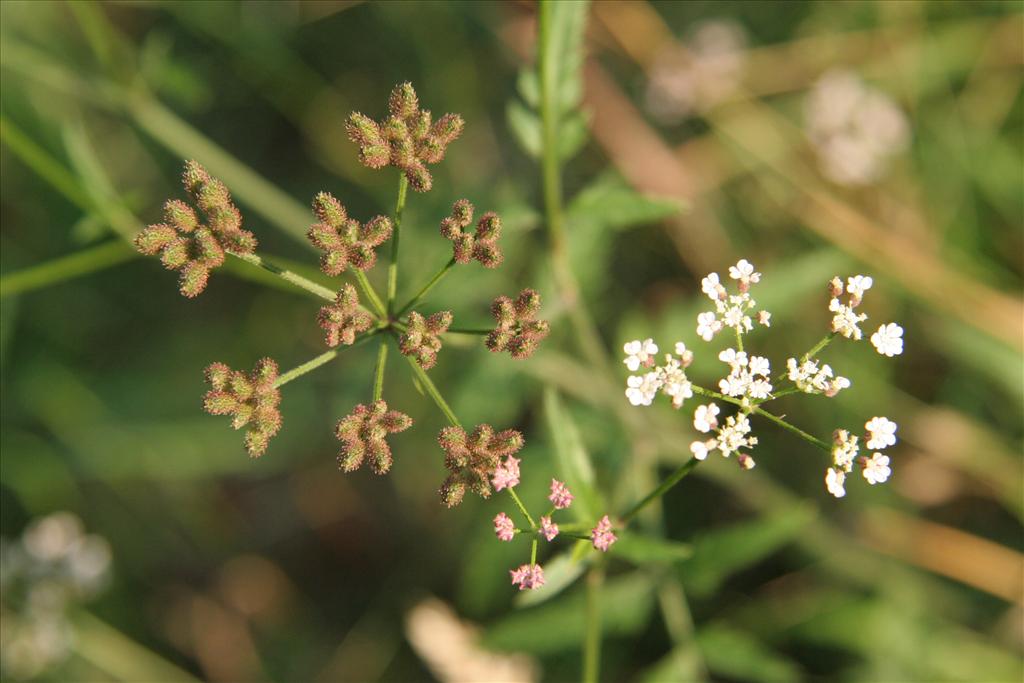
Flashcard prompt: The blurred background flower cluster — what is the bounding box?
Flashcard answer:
[1,1,1021,681]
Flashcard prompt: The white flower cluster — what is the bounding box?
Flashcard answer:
[786,357,850,396]
[697,260,771,342]
[623,341,694,408]
[718,348,772,401]
[825,417,896,497]
[690,404,758,468]
[621,260,905,496]
[805,69,910,187]
[644,20,747,124]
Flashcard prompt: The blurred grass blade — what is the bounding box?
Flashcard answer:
[483,573,653,654]
[72,611,200,682]
[542,387,602,522]
[63,119,141,239]
[681,504,816,597]
[697,625,801,683]
[0,115,94,211]
[1,241,136,298]
[614,533,693,566]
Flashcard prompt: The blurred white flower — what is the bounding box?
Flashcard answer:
[825,467,847,498]
[865,416,898,449]
[805,70,910,186]
[623,338,658,372]
[696,311,722,341]
[644,20,747,124]
[693,403,720,433]
[831,429,860,472]
[871,323,904,357]
[626,372,662,407]
[861,453,892,485]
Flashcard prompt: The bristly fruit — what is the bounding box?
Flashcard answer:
[486,289,550,359]
[437,424,524,507]
[308,192,393,275]
[439,199,504,268]
[202,358,281,457]
[335,400,413,474]
[318,284,374,347]
[399,310,453,370]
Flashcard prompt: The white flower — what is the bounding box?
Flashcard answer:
[693,403,720,433]
[623,338,659,372]
[659,356,693,408]
[757,310,771,327]
[846,275,873,302]
[825,467,847,498]
[701,273,724,300]
[861,453,891,485]
[625,372,662,407]
[674,341,694,366]
[870,323,903,357]
[690,439,717,460]
[697,311,722,341]
[747,379,772,399]
[728,259,760,285]
[831,429,859,472]
[865,416,897,449]
[737,453,756,470]
[717,414,757,457]
[748,356,770,377]
[824,375,851,397]
[830,300,867,340]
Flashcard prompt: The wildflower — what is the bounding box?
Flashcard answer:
[493,513,515,542]
[438,199,503,268]
[625,372,662,407]
[871,323,904,357]
[307,192,392,275]
[590,515,618,552]
[437,424,525,506]
[674,341,694,367]
[335,400,413,474]
[728,258,761,292]
[539,516,559,542]
[690,439,715,460]
[134,161,256,297]
[623,338,659,372]
[548,479,574,509]
[865,416,897,450]
[486,289,550,359]
[737,453,756,470]
[491,456,521,492]
[716,413,758,458]
[346,82,464,192]
[658,355,693,408]
[846,275,873,304]
[693,403,720,433]
[787,358,849,396]
[318,284,374,347]
[831,429,859,472]
[509,564,545,591]
[829,296,867,340]
[861,453,892,485]
[757,311,771,327]
[718,349,772,400]
[696,311,722,341]
[202,358,281,457]
[399,310,453,370]
[701,272,726,301]
[825,467,847,498]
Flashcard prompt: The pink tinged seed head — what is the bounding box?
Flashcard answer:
[590,515,618,552]
[548,479,574,509]
[491,455,521,491]
[509,564,545,591]
[539,516,559,541]
[493,512,515,542]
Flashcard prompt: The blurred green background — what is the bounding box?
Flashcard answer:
[1,1,1022,681]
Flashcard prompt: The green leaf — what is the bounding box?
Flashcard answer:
[613,533,693,566]
[516,68,540,108]
[681,504,816,597]
[514,550,588,608]
[566,172,684,233]
[540,0,589,117]
[558,110,590,160]
[506,99,542,159]
[542,387,602,522]
[698,625,801,683]
[483,573,654,654]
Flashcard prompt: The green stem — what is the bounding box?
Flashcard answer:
[352,268,387,318]
[273,331,381,388]
[753,406,831,452]
[386,175,409,316]
[395,257,456,317]
[402,350,461,428]
[620,457,701,525]
[1,240,136,298]
[583,565,604,683]
[230,251,336,302]
[803,333,837,362]
[372,340,388,402]
[735,327,744,353]
[530,537,539,566]
[508,487,536,529]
